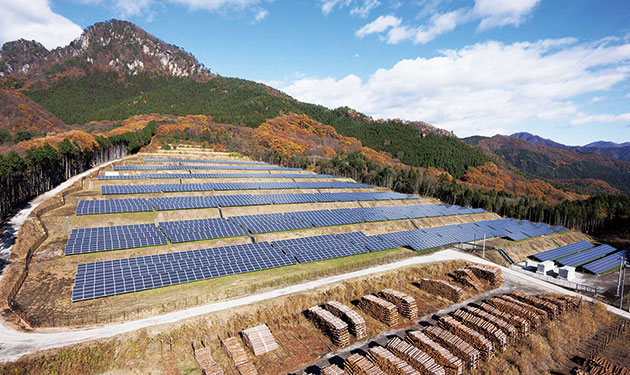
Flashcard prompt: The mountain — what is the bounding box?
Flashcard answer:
[475,135,630,194]
[0,89,68,135]
[509,132,630,162]
[510,132,571,149]
[584,141,630,148]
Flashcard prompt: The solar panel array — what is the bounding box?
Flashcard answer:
[229,213,313,234]
[98,173,337,180]
[271,234,368,263]
[531,241,594,261]
[77,192,418,214]
[101,181,375,194]
[65,224,167,255]
[582,250,629,274]
[556,244,618,267]
[71,242,296,301]
[114,165,300,171]
[144,158,267,165]
[159,218,249,243]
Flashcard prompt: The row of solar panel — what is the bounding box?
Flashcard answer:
[71,231,398,301]
[531,240,624,274]
[144,158,267,165]
[101,181,374,194]
[114,165,300,171]
[76,192,420,214]
[97,173,337,180]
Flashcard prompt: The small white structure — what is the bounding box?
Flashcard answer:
[525,259,539,269]
[558,266,576,281]
[537,261,555,275]
[104,171,120,176]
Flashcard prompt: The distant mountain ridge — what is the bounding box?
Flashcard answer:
[510,132,630,162]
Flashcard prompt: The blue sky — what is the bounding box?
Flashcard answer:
[1,0,629,145]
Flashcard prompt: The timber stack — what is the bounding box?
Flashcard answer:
[510,291,559,319]
[423,326,479,370]
[359,295,399,326]
[344,353,386,375]
[326,301,367,339]
[452,309,507,352]
[367,345,422,375]
[418,278,463,302]
[221,337,258,375]
[452,268,483,291]
[467,265,503,286]
[241,324,279,356]
[467,307,518,342]
[379,288,418,319]
[500,295,548,322]
[194,347,223,375]
[321,364,347,375]
[487,297,543,329]
[478,302,530,336]
[406,331,463,375]
[306,306,350,347]
[386,337,446,375]
[438,316,494,360]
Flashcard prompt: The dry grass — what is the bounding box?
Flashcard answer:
[490,231,592,263]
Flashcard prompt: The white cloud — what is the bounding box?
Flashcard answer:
[321,0,379,17]
[350,0,380,18]
[80,0,267,18]
[571,113,630,126]
[253,8,268,22]
[0,0,83,49]
[356,15,401,38]
[281,37,630,137]
[320,0,351,16]
[473,0,541,30]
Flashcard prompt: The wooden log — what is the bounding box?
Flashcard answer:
[487,297,542,329]
[466,307,518,342]
[380,289,418,319]
[344,353,386,375]
[367,345,422,375]
[221,337,257,375]
[478,302,530,337]
[236,362,258,375]
[423,326,479,370]
[466,265,503,286]
[406,331,463,375]
[321,364,347,375]
[510,291,559,319]
[326,301,367,339]
[537,294,568,313]
[386,336,446,375]
[452,268,483,291]
[359,295,399,326]
[307,306,350,347]
[194,347,224,375]
[452,309,507,352]
[499,295,548,322]
[438,315,494,360]
[418,279,463,303]
[241,324,279,356]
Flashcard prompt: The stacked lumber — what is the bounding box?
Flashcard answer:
[467,265,503,286]
[221,337,257,375]
[584,355,630,375]
[487,297,543,329]
[380,289,418,319]
[537,294,568,313]
[241,324,278,356]
[438,315,494,360]
[367,345,422,375]
[510,291,559,319]
[452,309,507,352]
[321,364,347,375]
[194,347,223,375]
[500,295,548,322]
[306,306,350,347]
[423,326,479,370]
[452,268,483,291]
[558,295,583,309]
[386,337,446,375]
[418,278,463,302]
[359,295,399,326]
[478,302,530,336]
[406,331,463,375]
[344,353,386,375]
[326,301,367,339]
[467,307,517,342]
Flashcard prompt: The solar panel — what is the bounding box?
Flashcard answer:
[582,250,629,274]
[64,224,167,255]
[114,165,299,171]
[158,218,249,243]
[271,234,367,263]
[556,244,618,267]
[76,199,153,215]
[228,213,312,234]
[98,173,338,180]
[531,241,594,261]
[143,158,268,165]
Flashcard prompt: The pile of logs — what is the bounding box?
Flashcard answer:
[500,295,548,323]
[386,337,445,375]
[487,297,543,329]
[452,309,507,352]
[406,331,463,375]
[379,289,418,319]
[241,324,278,356]
[510,291,559,319]
[306,306,350,347]
[221,337,257,375]
[418,278,463,302]
[344,353,386,375]
[467,265,503,286]
[452,268,483,291]
[321,364,347,375]
[467,307,518,343]
[537,294,568,313]
[478,302,530,337]
[326,301,367,339]
[438,316,494,360]
[359,295,399,326]
[579,355,630,375]
[423,326,479,370]
[194,347,223,375]
[367,345,421,375]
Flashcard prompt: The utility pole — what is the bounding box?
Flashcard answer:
[482,233,486,259]
[619,258,626,310]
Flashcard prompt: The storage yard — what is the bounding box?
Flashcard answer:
[1,148,629,375]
